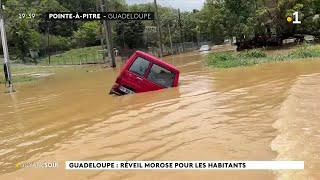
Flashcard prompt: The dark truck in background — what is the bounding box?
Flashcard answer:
[234,31,319,51]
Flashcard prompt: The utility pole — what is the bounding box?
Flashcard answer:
[0,1,14,93]
[96,0,106,61]
[196,26,200,46]
[154,0,163,58]
[47,22,51,64]
[197,31,200,47]
[122,31,125,48]
[168,23,173,55]
[100,0,116,68]
[178,8,184,52]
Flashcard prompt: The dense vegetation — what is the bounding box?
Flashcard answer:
[2,0,320,63]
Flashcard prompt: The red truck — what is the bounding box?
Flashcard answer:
[109,51,180,95]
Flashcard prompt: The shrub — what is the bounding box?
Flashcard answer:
[205,45,320,68]
[289,44,320,58]
[40,35,72,52]
[74,21,100,47]
[239,49,267,58]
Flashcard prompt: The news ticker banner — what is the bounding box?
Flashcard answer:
[66,161,304,170]
[45,12,154,20]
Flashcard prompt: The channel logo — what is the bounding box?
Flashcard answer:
[16,162,59,168]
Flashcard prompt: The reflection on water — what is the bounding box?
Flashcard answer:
[0,47,320,180]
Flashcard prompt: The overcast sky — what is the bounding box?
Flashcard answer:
[127,0,205,12]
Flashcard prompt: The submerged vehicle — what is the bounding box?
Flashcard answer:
[199,45,211,51]
[109,51,180,96]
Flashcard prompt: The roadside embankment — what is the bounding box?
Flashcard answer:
[205,44,320,68]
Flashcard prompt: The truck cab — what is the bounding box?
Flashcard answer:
[109,51,180,95]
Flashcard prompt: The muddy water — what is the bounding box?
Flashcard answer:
[0,49,320,180]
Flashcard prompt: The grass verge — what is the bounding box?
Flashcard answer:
[0,65,75,84]
[206,44,320,68]
[39,46,104,65]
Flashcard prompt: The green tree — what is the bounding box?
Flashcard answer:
[56,0,95,11]
[196,1,228,42]
[158,7,180,45]
[11,19,41,63]
[74,21,100,47]
[3,0,40,63]
[196,0,320,43]
[109,0,128,11]
[37,0,75,37]
[114,20,145,48]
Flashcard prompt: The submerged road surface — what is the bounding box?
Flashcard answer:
[0,48,320,180]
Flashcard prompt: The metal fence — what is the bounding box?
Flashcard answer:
[4,41,203,65]
[118,42,200,60]
[39,53,107,65]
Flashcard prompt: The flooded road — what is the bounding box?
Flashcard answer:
[1,49,320,180]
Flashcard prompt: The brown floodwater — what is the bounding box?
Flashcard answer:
[0,47,320,180]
